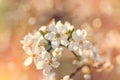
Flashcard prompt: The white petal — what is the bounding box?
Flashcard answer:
[81,30,87,39]
[64,21,74,31]
[39,26,46,32]
[41,51,51,59]
[58,22,67,33]
[48,22,57,32]
[76,29,81,36]
[33,31,41,39]
[83,40,93,49]
[68,43,73,51]
[51,40,60,49]
[72,29,87,41]
[24,57,33,66]
[34,54,42,64]
[31,39,39,54]
[39,46,46,52]
[45,32,55,40]
[68,42,79,51]
[78,48,83,56]
[43,65,52,76]
[72,30,80,41]
[23,46,32,55]
[60,36,69,46]
[62,75,72,80]
[52,61,60,68]
[55,20,63,33]
[36,61,44,69]
[40,37,47,44]
[21,33,33,45]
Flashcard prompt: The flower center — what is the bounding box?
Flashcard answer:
[55,33,60,38]
[55,50,60,55]
[79,40,83,45]
[38,43,44,47]
[32,54,36,58]
[46,60,53,65]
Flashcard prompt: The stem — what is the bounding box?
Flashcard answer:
[72,51,79,59]
[70,66,83,78]
[70,65,91,80]
[47,40,53,52]
[47,46,52,52]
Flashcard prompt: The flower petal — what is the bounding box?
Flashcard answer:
[48,22,57,32]
[45,32,55,40]
[39,26,47,32]
[33,31,41,39]
[60,36,69,46]
[24,57,32,66]
[78,48,83,56]
[81,30,87,39]
[52,61,60,68]
[51,40,60,49]
[31,39,39,54]
[43,65,52,76]
[55,20,63,33]
[59,25,67,33]
[68,42,79,51]
[72,30,81,41]
[21,33,33,45]
[36,61,44,69]
[41,51,51,59]
[64,21,74,31]
[23,46,32,55]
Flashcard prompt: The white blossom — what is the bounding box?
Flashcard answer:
[36,50,60,76]
[52,47,63,59]
[61,75,73,80]
[68,29,88,55]
[103,60,113,72]
[21,31,47,66]
[45,21,70,48]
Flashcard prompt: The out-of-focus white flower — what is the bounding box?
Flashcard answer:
[81,66,90,74]
[28,17,36,25]
[42,72,56,80]
[83,74,91,80]
[52,47,63,59]
[36,50,60,76]
[45,21,71,48]
[72,29,87,42]
[68,29,87,51]
[61,75,73,80]
[68,29,87,55]
[103,60,113,72]
[21,32,47,66]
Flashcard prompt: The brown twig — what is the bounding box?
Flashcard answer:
[70,66,83,78]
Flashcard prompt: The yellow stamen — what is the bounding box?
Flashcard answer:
[56,33,60,38]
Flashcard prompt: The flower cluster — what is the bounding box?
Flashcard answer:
[21,19,113,80]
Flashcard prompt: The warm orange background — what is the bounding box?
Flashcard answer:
[1,0,120,80]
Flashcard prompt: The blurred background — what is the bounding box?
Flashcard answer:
[1,0,120,80]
